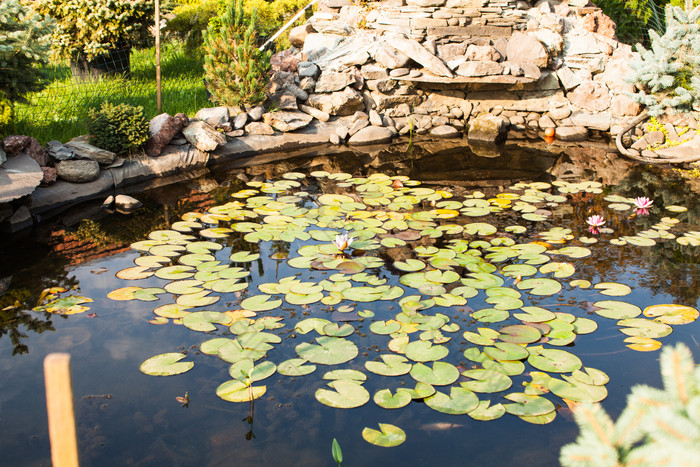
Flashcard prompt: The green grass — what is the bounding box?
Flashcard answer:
[5,41,208,144]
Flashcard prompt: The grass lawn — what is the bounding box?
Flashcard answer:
[6,42,208,145]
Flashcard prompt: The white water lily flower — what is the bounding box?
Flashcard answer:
[333,233,354,251]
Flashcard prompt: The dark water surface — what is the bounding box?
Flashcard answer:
[1,142,699,466]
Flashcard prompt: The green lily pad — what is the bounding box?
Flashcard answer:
[539,262,575,278]
[516,278,562,296]
[460,369,512,393]
[643,304,699,325]
[394,259,426,272]
[472,308,509,323]
[528,348,582,373]
[501,264,538,278]
[484,342,529,361]
[323,369,367,381]
[365,354,412,376]
[409,362,459,386]
[569,280,591,289]
[229,360,276,382]
[370,320,402,335]
[513,306,556,323]
[362,423,406,447]
[277,358,316,376]
[503,393,555,417]
[139,352,194,376]
[463,328,500,346]
[182,311,231,332]
[594,282,632,296]
[593,300,642,319]
[164,279,203,295]
[547,377,608,402]
[216,380,266,402]
[404,340,449,362]
[572,317,598,334]
[373,389,412,409]
[241,295,283,312]
[424,387,479,415]
[176,290,219,307]
[316,380,370,409]
[467,400,506,420]
[296,337,358,365]
[617,318,672,338]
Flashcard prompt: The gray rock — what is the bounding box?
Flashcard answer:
[347,126,394,145]
[386,34,453,78]
[361,64,389,80]
[262,111,313,132]
[248,106,265,121]
[182,121,227,151]
[468,114,509,144]
[349,118,370,136]
[244,122,275,135]
[46,140,74,161]
[195,106,230,128]
[430,125,460,138]
[298,61,319,79]
[282,83,308,101]
[307,87,364,116]
[289,24,313,48]
[570,111,611,131]
[555,126,588,141]
[299,104,330,122]
[65,140,116,165]
[9,206,32,232]
[270,93,299,111]
[315,20,353,36]
[315,70,358,93]
[225,130,245,138]
[0,147,5,166]
[0,153,44,203]
[369,110,383,126]
[299,77,317,93]
[336,126,349,140]
[506,31,549,68]
[115,194,142,211]
[56,160,100,183]
[456,61,504,77]
[303,33,345,62]
[389,68,410,77]
[374,45,411,69]
[234,113,249,130]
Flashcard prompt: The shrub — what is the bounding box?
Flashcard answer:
[560,342,700,466]
[165,0,220,56]
[0,0,54,126]
[202,0,270,106]
[628,3,700,116]
[88,102,149,155]
[33,0,154,61]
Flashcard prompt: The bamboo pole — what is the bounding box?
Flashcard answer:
[44,353,79,467]
[155,0,162,113]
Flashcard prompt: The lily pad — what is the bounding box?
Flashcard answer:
[547,377,608,403]
[404,340,449,362]
[216,380,266,402]
[241,295,283,312]
[296,337,358,365]
[593,300,642,319]
[277,358,316,376]
[365,354,412,376]
[409,362,460,386]
[182,311,231,332]
[362,423,406,447]
[643,304,699,325]
[460,369,512,393]
[139,352,194,376]
[467,400,505,421]
[617,318,672,338]
[503,393,555,417]
[528,348,582,373]
[516,278,562,296]
[424,387,479,415]
[316,380,370,409]
[373,389,412,409]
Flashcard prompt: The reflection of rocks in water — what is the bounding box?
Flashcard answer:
[548,147,632,186]
[468,142,504,159]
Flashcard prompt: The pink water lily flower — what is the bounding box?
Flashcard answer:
[333,233,354,251]
[586,215,605,234]
[633,197,653,215]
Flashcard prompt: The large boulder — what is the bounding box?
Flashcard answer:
[347,126,394,145]
[0,153,43,203]
[315,69,360,93]
[24,138,48,167]
[64,140,116,165]
[144,113,185,157]
[262,111,313,132]
[307,87,365,116]
[456,61,504,77]
[182,121,227,151]
[56,160,100,183]
[303,33,345,62]
[373,44,412,69]
[468,114,509,144]
[386,34,453,78]
[567,80,611,112]
[195,106,230,128]
[46,140,75,161]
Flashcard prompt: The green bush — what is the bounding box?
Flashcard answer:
[203,0,270,106]
[88,102,150,155]
[165,0,220,56]
[33,0,154,61]
[560,342,700,466]
[0,0,54,126]
[594,0,667,46]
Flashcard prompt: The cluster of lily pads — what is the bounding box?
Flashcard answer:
[105,172,698,448]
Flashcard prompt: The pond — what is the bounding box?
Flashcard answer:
[1,142,699,466]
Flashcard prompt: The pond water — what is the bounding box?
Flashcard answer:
[1,142,699,466]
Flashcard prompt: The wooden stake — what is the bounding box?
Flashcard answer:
[44,353,79,467]
[155,0,162,113]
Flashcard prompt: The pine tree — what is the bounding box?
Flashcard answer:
[629,1,700,116]
[0,0,54,125]
[202,0,271,107]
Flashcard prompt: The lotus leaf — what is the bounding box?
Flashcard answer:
[182,311,231,332]
[501,264,538,278]
[394,259,426,272]
[410,362,459,386]
[572,317,598,334]
[176,290,219,307]
[484,342,529,361]
[316,380,370,409]
[523,371,552,395]
[472,308,509,323]
[370,320,402,335]
[229,360,276,382]
[539,262,575,278]
[482,358,525,376]
[323,369,367,381]
[463,329,498,346]
[513,306,556,323]
[165,279,203,295]
[341,286,385,302]
[461,273,504,289]
[365,354,412,376]
[241,295,283,312]
[498,325,542,344]
[216,380,266,402]
[404,340,449,362]
[516,278,562,296]
[230,251,260,262]
[139,352,194,376]
[434,294,467,307]
[424,387,479,415]
[461,369,512,393]
[116,266,153,280]
[463,223,497,235]
[554,246,592,258]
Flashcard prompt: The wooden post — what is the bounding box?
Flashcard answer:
[155,0,162,113]
[44,353,79,467]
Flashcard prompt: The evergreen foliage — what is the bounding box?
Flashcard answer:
[629,2,700,116]
[88,102,149,155]
[33,0,154,60]
[165,0,220,56]
[560,342,700,466]
[202,0,270,107]
[0,0,54,126]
